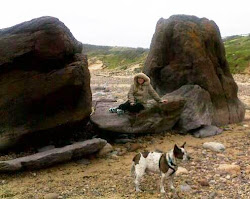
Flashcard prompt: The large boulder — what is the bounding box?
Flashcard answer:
[91,85,219,135]
[144,15,245,126]
[91,97,185,134]
[0,17,92,151]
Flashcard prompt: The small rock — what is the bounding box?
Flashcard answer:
[199,179,209,186]
[176,167,188,176]
[209,180,216,185]
[1,180,6,184]
[110,154,119,160]
[179,183,192,192]
[114,139,134,144]
[226,175,230,179]
[209,191,218,199]
[127,143,142,152]
[203,142,225,152]
[76,158,91,165]
[38,145,55,152]
[217,164,241,175]
[44,193,59,199]
[97,143,113,157]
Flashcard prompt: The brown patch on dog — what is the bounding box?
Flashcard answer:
[142,151,149,158]
[174,144,184,159]
[133,153,141,165]
[159,153,169,173]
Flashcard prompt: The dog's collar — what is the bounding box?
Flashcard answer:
[167,154,177,176]
[167,154,176,167]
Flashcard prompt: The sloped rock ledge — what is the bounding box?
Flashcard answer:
[0,138,106,172]
[91,85,223,137]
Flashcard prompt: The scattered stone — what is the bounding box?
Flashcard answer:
[179,183,192,192]
[193,125,223,138]
[127,143,142,152]
[246,165,250,174]
[226,175,231,179]
[44,193,59,199]
[76,159,91,165]
[38,145,55,153]
[176,167,188,176]
[97,143,113,157]
[199,179,209,186]
[114,139,134,144]
[110,154,119,160]
[203,142,225,152]
[217,164,241,175]
[209,191,218,199]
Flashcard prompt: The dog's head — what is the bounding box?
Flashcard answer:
[173,142,191,161]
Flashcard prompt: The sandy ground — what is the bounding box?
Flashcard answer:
[0,70,250,199]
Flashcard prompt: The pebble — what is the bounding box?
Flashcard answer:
[176,167,188,176]
[44,193,59,199]
[217,164,241,175]
[203,142,225,152]
[127,143,142,152]
[97,143,113,157]
[199,179,209,186]
[179,184,192,192]
[76,158,91,165]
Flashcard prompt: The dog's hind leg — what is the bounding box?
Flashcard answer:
[134,164,146,192]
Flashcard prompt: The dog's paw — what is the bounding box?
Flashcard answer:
[135,188,143,192]
[160,189,166,194]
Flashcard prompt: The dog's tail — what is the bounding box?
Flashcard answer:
[130,162,135,177]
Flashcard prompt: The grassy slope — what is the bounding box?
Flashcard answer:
[82,35,250,73]
[82,44,149,69]
[224,35,250,74]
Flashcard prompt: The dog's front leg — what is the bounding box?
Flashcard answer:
[169,174,175,191]
[160,173,166,193]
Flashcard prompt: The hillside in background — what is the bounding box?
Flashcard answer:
[224,34,250,74]
[82,44,149,70]
[82,35,250,74]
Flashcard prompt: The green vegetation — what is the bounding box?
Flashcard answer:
[82,44,149,69]
[82,35,250,74]
[224,34,250,74]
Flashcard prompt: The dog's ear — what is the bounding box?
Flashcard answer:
[181,142,186,148]
[174,144,181,154]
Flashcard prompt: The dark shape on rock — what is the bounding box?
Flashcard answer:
[144,15,245,126]
[0,17,92,151]
[0,138,106,172]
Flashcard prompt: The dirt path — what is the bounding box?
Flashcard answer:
[0,72,250,199]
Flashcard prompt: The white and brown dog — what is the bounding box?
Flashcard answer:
[131,142,190,193]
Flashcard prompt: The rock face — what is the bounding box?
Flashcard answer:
[0,138,106,172]
[144,15,245,126]
[91,85,219,134]
[91,97,185,134]
[165,85,213,133]
[0,17,92,151]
